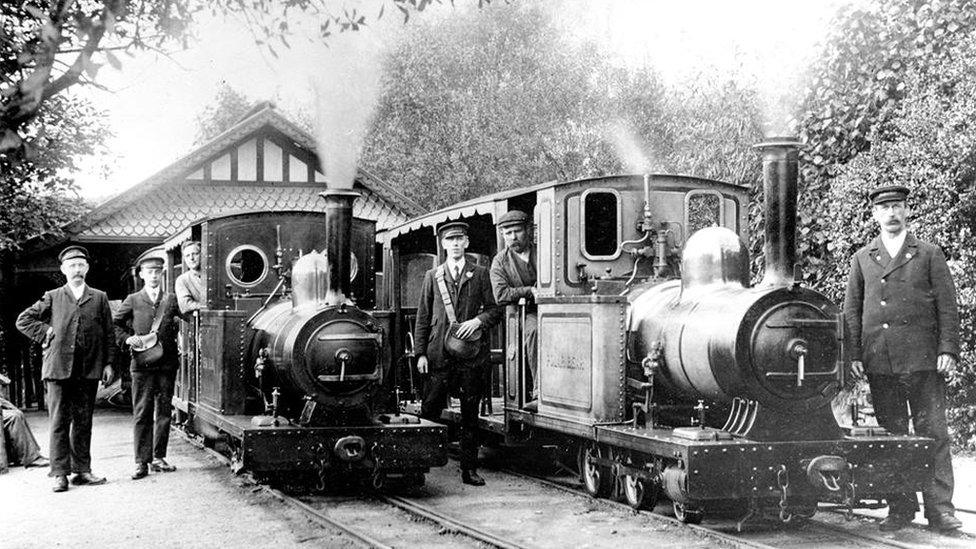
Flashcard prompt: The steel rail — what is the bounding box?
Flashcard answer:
[499,468,776,549]
[499,466,955,549]
[379,494,528,549]
[179,429,527,548]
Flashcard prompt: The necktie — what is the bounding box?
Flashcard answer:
[454,265,461,287]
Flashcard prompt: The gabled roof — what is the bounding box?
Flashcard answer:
[67,102,421,242]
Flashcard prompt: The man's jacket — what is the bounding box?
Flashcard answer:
[113,288,182,372]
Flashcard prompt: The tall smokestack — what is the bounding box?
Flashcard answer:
[755,138,801,287]
[320,188,359,300]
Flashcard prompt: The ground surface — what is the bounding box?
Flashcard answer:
[4,408,976,548]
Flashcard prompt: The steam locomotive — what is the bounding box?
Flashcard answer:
[159,191,447,488]
[379,139,934,523]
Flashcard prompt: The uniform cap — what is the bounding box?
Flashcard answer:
[58,245,89,263]
[138,256,164,270]
[438,221,469,239]
[869,185,910,205]
[497,210,529,229]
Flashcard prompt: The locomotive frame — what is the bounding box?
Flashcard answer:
[158,208,448,486]
[378,141,934,523]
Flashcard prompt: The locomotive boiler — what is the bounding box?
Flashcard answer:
[381,138,936,524]
[166,190,447,488]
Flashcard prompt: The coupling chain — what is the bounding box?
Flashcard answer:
[843,478,857,521]
[777,464,793,523]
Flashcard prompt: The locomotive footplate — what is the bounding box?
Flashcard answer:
[594,424,934,503]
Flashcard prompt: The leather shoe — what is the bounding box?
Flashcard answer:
[52,475,68,493]
[461,469,485,486]
[879,514,913,532]
[132,463,149,480]
[26,456,49,468]
[71,472,107,486]
[150,458,176,472]
[928,512,963,531]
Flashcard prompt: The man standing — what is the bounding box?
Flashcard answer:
[844,185,962,532]
[489,210,539,411]
[16,245,116,492]
[415,222,501,486]
[114,257,182,480]
[174,240,204,315]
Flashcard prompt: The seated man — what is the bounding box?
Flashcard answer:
[1,385,49,468]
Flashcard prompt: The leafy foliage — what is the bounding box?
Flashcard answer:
[0,93,108,250]
[193,82,252,145]
[362,5,765,212]
[805,8,976,446]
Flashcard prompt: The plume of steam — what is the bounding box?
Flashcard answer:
[307,30,388,190]
[606,120,655,173]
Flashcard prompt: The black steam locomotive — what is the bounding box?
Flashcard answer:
[159,191,447,488]
[379,139,934,523]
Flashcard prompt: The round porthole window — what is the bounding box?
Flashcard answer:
[226,245,268,287]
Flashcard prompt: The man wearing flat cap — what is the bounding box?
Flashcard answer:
[844,185,962,532]
[414,221,502,486]
[16,245,117,492]
[114,255,182,480]
[489,210,539,411]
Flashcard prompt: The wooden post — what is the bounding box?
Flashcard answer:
[0,373,10,473]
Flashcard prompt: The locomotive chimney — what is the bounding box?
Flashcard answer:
[755,138,801,287]
[320,188,359,300]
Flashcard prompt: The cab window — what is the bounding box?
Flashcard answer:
[581,189,620,259]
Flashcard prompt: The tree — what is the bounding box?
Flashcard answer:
[0,92,109,251]
[194,82,252,145]
[362,4,765,212]
[796,0,976,287]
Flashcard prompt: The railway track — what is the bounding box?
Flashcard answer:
[498,462,976,549]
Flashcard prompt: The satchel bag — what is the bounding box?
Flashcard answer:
[131,295,166,367]
[435,267,483,360]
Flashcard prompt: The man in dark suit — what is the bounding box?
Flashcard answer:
[414,221,502,486]
[16,245,117,492]
[844,185,962,532]
[489,210,539,411]
[113,256,182,480]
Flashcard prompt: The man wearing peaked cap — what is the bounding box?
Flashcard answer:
[16,244,117,492]
[489,210,539,412]
[114,253,182,480]
[414,219,502,486]
[844,184,962,532]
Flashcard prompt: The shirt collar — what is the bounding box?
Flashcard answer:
[446,257,466,273]
[880,230,907,257]
[145,286,160,300]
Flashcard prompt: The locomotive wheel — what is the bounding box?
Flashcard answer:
[623,473,659,510]
[673,501,703,524]
[579,445,613,498]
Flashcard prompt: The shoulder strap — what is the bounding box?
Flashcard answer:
[434,267,458,324]
[149,293,167,334]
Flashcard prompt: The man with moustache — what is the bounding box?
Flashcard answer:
[174,240,204,315]
[489,210,539,411]
[844,185,962,532]
[114,256,182,480]
[414,221,502,486]
[16,245,116,492]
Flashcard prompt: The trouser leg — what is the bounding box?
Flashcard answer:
[2,406,42,465]
[68,379,97,474]
[458,366,483,471]
[524,314,538,398]
[131,372,155,465]
[420,369,450,422]
[45,381,71,476]
[153,372,175,459]
[909,371,954,518]
[868,374,919,517]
